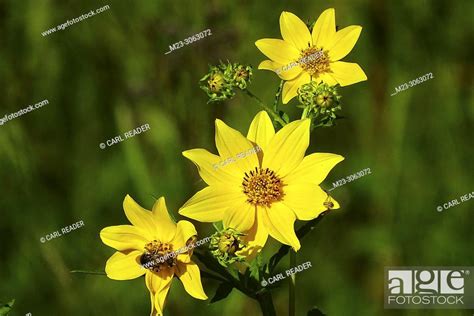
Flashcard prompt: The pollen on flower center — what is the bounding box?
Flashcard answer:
[242,167,284,207]
[299,47,330,77]
[140,240,177,272]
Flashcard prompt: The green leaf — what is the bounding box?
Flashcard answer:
[210,282,234,303]
[307,306,326,316]
[278,111,290,123]
[0,299,14,316]
[249,253,262,280]
[212,222,224,231]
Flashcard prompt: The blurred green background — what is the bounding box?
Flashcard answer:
[0,0,473,315]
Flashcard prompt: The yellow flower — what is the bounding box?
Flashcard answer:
[100,195,207,316]
[179,111,343,252]
[256,9,367,104]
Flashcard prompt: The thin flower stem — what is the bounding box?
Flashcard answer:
[301,106,310,119]
[70,270,106,276]
[273,80,284,112]
[256,291,277,316]
[289,251,296,316]
[243,89,286,127]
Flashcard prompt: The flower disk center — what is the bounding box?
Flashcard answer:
[299,47,330,77]
[242,167,284,207]
[140,240,177,272]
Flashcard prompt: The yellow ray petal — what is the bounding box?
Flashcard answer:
[312,8,336,49]
[215,119,260,172]
[123,195,156,239]
[329,61,367,86]
[100,225,149,251]
[318,72,338,86]
[255,38,300,64]
[262,119,310,178]
[105,250,145,280]
[283,153,344,185]
[151,197,177,243]
[258,60,302,81]
[283,183,330,220]
[146,270,173,316]
[246,111,275,152]
[282,72,311,104]
[327,25,362,61]
[172,220,197,250]
[223,198,256,232]
[280,11,312,50]
[261,203,300,251]
[179,186,244,222]
[182,149,241,186]
[241,209,269,260]
[176,262,208,300]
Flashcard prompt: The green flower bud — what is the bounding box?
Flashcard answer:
[297,81,342,127]
[199,65,235,103]
[209,227,247,267]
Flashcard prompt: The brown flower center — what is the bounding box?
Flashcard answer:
[140,240,177,272]
[242,167,284,207]
[299,47,330,77]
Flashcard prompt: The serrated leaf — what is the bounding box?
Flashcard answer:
[210,282,233,303]
[307,306,326,316]
[0,299,14,316]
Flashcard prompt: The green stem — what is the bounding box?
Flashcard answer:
[273,80,284,112]
[70,270,106,276]
[256,291,276,316]
[301,106,310,119]
[243,89,286,127]
[289,251,296,316]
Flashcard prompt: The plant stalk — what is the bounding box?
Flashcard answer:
[243,89,286,127]
[256,291,276,316]
[289,251,296,316]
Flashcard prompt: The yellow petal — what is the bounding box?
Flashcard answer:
[262,119,310,177]
[327,25,362,61]
[176,261,208,300]
[105,250,145,280]
[283,153,344,185]
[329,61,367,86]
[246,111,275,152]
[261,203,300,251]
[258,60,302,81]
[312,8,336,49]
[283,183,329,220]
[100,225,149,251]
[318,72,338,86]
[123,195,155,239]
[146,270,173,316]
[215,119,260,173]
[172,220,197,250]
[151,197,177,243]
[182,149,241,186]
[179,186,244,222]
[241,209,268,260]
[280,11,312,50]
[282,72,311,104]
[223,198,256,232]
[255,38,300,64]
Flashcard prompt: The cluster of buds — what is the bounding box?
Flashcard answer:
[199,62,253,103]
[209,227,247,267]
[298,81,342,127]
